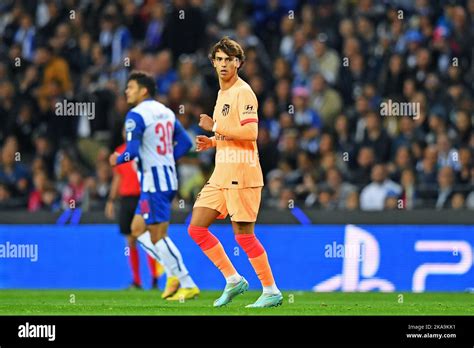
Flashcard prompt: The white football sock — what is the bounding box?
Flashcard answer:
[225,274,242,284]
[263,283,280,295]
[137,231,161,261]
[137,231,172,276]
[155,237,197,288]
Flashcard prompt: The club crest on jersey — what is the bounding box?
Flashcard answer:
[125,119,136,132]
[222,104,230,117]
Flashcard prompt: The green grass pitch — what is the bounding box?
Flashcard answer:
[0,290,473,315]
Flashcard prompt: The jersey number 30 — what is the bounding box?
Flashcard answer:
[155,121,173,155]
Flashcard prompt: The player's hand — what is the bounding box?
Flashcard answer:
[199,114,214,132]
[105,200,115,219]
[196,135,213,152]
[109,153,119,167]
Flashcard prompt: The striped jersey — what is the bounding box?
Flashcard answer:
[123,99,179,193]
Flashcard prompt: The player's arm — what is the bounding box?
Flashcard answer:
[195,135,216,152]
[199,89,258,141]
[173,119,193,160]
[115,112,145,165]
[213,119,258,141]
[105,171,121,219]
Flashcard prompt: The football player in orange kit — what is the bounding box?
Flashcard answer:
[187,37,283,308]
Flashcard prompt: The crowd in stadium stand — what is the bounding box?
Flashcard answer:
[0,0,472,212]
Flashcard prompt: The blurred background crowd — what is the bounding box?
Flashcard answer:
[0,0,472,212]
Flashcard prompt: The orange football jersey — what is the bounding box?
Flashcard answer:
[209,78,264,189]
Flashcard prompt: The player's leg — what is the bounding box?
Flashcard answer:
[188,185,247,306]
[145,190,199,300]
[189,207,241,284]
[132,214,179,296]
[146,254,159,289]
[119,196,142,289]
[147,221,199,300]
[132,214,161,260]
[228,187,283,308]
[126,235,142,289]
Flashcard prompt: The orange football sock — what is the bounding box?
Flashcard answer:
[235,234,275,287]
[203,243,238,278]
[188,225,237,278]
[248,252,275,287]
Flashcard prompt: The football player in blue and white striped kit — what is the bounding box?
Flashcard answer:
[109,71,199,300]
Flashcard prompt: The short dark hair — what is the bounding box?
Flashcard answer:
[209,37,245,69]
[127,71,156,97]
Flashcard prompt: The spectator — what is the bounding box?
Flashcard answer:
[450,192,465,209]
[384,193,399,210]
[435,166,456,209]
[292,53,312,89]
[98,12,131,88]
[28,170,54,212]
[160,0,206,63]
[0,137,30,197]
[388,146,413,183]
[360,111,392,163]
[324,167,356,209]
[333,114,356,167]
[144,3,165,51]
[457,147,472,185]
[360,163,402,211]
[400,168,418,210]
[317,185,336,210]
[437,133,460,171]
[263,169,284,208]
[351,146,375,188]
[309,73,343,128]
[13,13,35,62]
[34,44,73,112]
[154,49,178,97]
[291,86,322,154]
[8,104,37,158]
[258,127,279,181]
[466,190,474,210]
[416,145,438,185]
[85,161,112,208]
[61,168,85,210]
[345,190,359,210]
[307,33,340,85]
[453,110,472,147]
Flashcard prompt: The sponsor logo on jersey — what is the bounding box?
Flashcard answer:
[243,104,257,115]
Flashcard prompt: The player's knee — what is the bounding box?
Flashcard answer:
[235,234,265,258]
[188,225,218,250]
[130,225,143,238]
[188,224,201,240]
[150,235,162,244]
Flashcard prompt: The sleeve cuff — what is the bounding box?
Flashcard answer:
[240,118,258,126]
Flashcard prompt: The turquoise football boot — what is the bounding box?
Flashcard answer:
[213,277,249,307]
[245,292,283,308]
